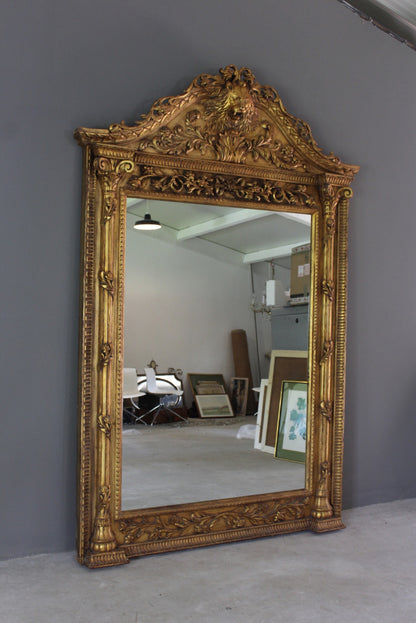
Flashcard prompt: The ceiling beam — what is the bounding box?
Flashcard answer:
[176,209,269,241]
[243,240,310,264]
[279,212,311,225]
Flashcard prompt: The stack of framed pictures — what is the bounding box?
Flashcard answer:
[188,374,234,418]
[254,350,307,463]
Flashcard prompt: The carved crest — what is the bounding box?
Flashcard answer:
[75,65,359,178]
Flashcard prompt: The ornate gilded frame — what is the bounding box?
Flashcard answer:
[74,65,358,568]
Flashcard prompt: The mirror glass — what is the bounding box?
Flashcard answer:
[121,198,311,511]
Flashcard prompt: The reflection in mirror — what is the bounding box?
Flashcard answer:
[122,198,311,510]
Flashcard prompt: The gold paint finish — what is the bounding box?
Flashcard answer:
[74,66,358,568]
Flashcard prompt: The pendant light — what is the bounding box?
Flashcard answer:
[134,212,161,230]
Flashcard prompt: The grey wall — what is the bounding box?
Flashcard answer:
[1,0,415,559]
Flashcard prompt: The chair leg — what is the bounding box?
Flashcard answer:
[136,402,160,425]
[137,398,188,426]
[162,405,188,422]
[126,397,148,425]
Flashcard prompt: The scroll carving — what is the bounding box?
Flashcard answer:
[94,157,134,222]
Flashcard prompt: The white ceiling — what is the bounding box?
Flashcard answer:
[126,198,311,265]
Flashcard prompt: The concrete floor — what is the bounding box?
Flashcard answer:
[1,498,415,623]
[122,417,304,510]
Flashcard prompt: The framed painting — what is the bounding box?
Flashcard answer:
[274,381,307,463]
[194,394,234,418]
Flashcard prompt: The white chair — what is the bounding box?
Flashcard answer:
[122,368,146,424]
[140,366,186,425]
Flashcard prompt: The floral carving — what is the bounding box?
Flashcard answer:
[98,270,114,297]
[98,414,111,438]
[99,484,111,507]
[325,216,336,238]
[128,167,316,208]
[320,401,333,422]
[322,280,335,302]
[119,497,309,544]
[100,342,112,367]
[320,339,334,365]
[319,461,331,484]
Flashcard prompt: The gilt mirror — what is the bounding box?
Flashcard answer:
[75,65,358,568]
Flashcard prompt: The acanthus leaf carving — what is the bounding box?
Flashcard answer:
[136,111,304,169]
[119,497,309,545]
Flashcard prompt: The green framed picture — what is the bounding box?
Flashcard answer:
[274,381,307,463]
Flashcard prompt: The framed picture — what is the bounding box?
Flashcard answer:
[262,350,308,453]
[188,373,226,396]
[194,394,234,418]
[230,377,249,416]
[274,381,307,463]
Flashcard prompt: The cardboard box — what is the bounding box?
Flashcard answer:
[290,244,310,298]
